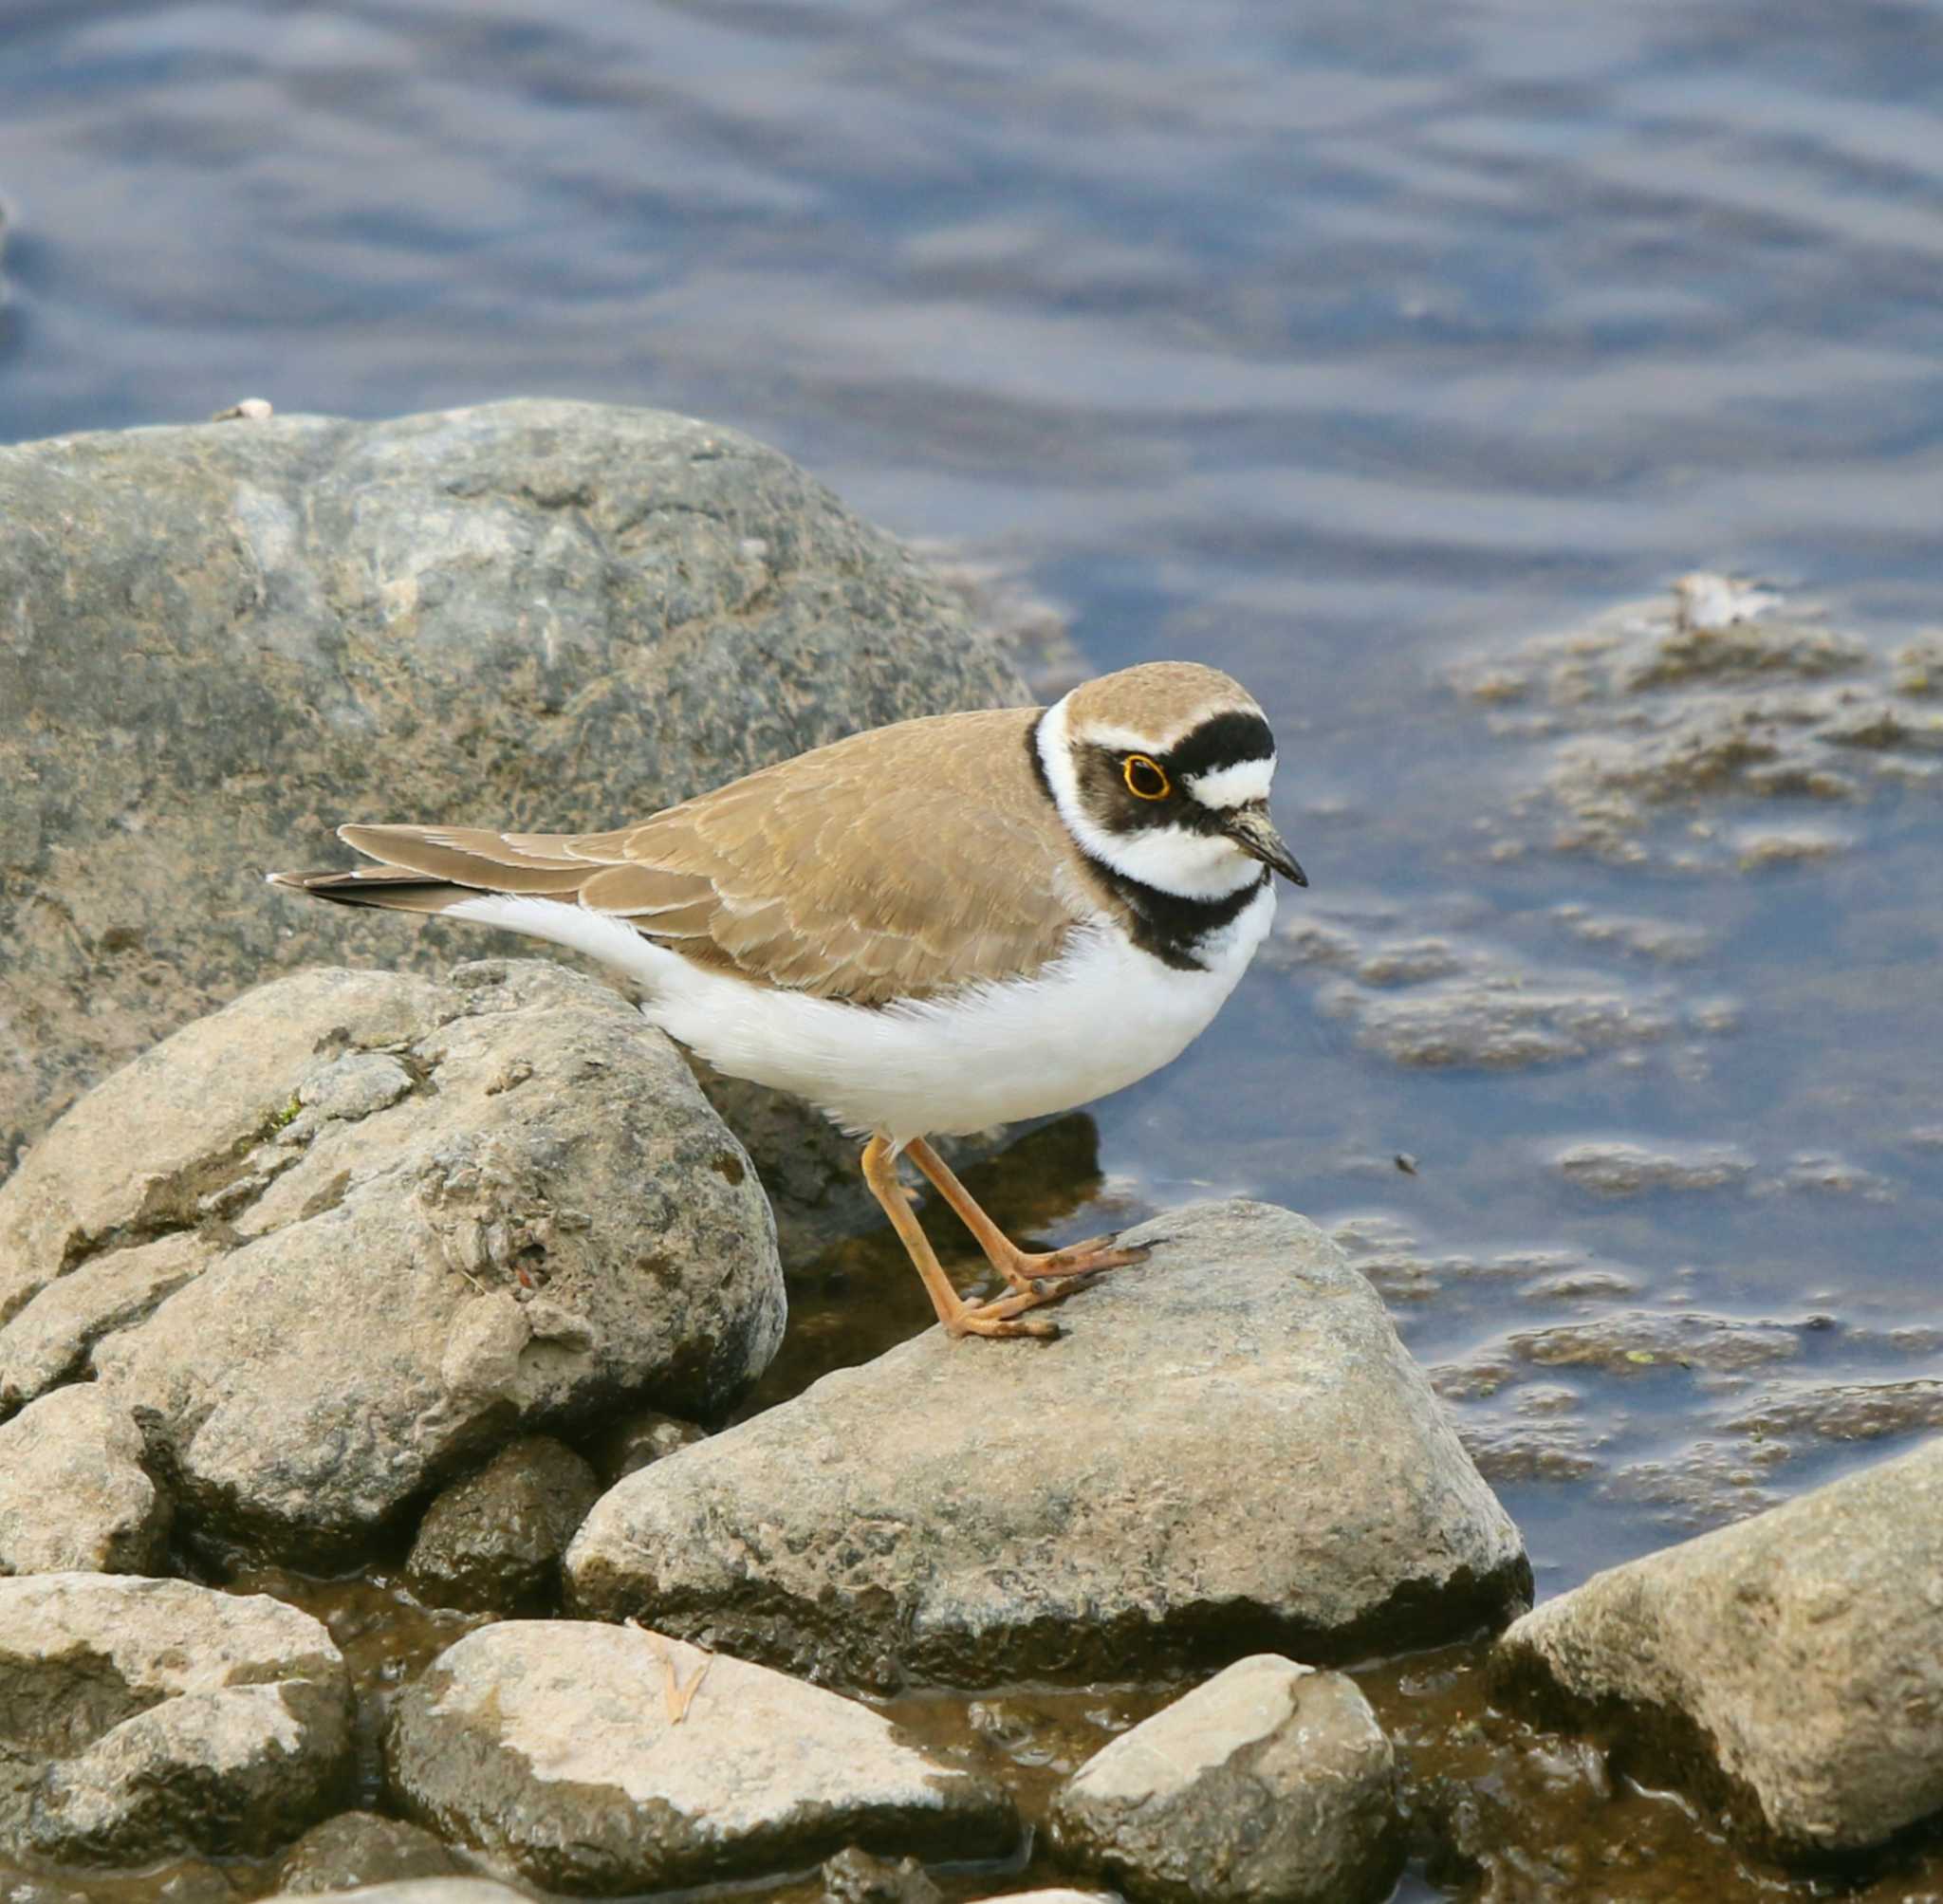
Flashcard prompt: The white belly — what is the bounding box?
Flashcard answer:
[444,885,1276,1140]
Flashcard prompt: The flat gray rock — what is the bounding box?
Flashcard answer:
[0,1573,352,1863]
[386,1621,1016,1892]
[0,398,1021,1180]
[1051,1655,1399,1904]
[566,1202,1529,1688]
[1493,1434,1943,1857]
[0,1385,170,1575]
[1,959,781,1565]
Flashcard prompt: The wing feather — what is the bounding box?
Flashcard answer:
[298,707,1084,1004]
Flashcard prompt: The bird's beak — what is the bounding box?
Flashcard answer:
[1223,804,1308,887]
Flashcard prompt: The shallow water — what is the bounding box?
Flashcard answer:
[4,1,1942,1896]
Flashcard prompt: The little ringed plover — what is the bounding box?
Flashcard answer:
[270,660,1306,1340]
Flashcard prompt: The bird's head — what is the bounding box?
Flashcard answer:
[1036,661,1306,899]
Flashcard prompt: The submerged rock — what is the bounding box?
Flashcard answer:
[404,1435,602,1612]
[276,1812,472,1894]
[566,1201,1529,1689]
[0,398,1022,1179]
[1449,575,1943,870]
[820,1844,944,1904]
[1050,1655,1400,1904]
[0,1573,352,1863]
[0,960,781,1566]
[1554,1139,1755,1196]
[386,1621,1015,1892]
[0,1385,170,1575]
[268,1887,523,1904]
[1494,1435,1943,1857]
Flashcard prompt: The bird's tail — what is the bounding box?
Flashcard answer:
[267,823,596,915]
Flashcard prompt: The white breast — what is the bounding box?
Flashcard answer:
[443,884,1277,1141]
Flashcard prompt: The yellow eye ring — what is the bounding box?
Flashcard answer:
[1122,754,1172,801]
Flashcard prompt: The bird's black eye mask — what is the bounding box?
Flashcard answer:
[1077,710,1276,835]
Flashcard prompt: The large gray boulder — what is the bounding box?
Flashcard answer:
[0,1573,352,1862]
[0,1384,170,1575]
[386,1621,1016,1892]
[0,958,782,1565]
[1050,1655,1399,1904]
[566,1202,1530,1689]
[1493,1434,1943,1858]
[0,397,1023,1178]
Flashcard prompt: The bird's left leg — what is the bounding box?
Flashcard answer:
[903,1137,1150,1297]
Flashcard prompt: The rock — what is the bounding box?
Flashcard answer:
[276,1812,472,1894]
[0,1385,170,1574]
[1493,1435,1943,1857]
[0,1233,211,1410]
[268,1888,525,1904]
[1504,1309,1804,1377]
[589,1407,710,1488]
[404,1436,601,1612]
[386,1621,1015,1893]
[821,1844,943,1904]
[968,1895,1116,1904]
[1,959,781,1566]
[1050,1655,1399,1904]
[0,398,1023,1179]
[0,1573,352,1862]
[565,1202,1529,1689]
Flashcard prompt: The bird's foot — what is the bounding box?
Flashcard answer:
[944,1285,1064,1340]
[993,1233,1151,1295]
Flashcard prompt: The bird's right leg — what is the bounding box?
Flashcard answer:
[903,1137,1149,1294]
[860,1136,1061,1340]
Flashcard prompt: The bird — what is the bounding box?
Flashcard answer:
[269,660,1307,1340]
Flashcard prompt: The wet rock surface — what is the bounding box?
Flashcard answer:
[566,1201,1530,1689]
[268,1886,525,1904]
[1494,1436,1943,1858]
[0,1574,352,1863]
[275,1812,472,1894]
[0,959,781,1565]
[1050,1655,1399,1904]
[819,1843,944,1904]
[588,1407,710,1487]
[0,398,1023,1178]
[386,1621,1016,1892]
[0,1385,170,1575]
[403,1436,601,1613]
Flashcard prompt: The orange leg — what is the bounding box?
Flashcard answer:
[904,1137,1150,1296]
[860,1136,1064,1340]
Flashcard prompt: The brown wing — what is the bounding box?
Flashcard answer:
[281,707,1085,1005]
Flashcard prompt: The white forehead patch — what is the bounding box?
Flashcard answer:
[1071,720,1183,755]
[1185,755,1275,810]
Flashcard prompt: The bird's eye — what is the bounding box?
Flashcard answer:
[1122,754,1172,801]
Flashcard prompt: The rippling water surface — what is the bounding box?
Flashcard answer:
[4,0,1942,1881]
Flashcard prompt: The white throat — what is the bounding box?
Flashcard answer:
[1035,693,1266,901]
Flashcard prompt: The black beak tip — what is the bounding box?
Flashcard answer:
[1288,861,1309,888]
